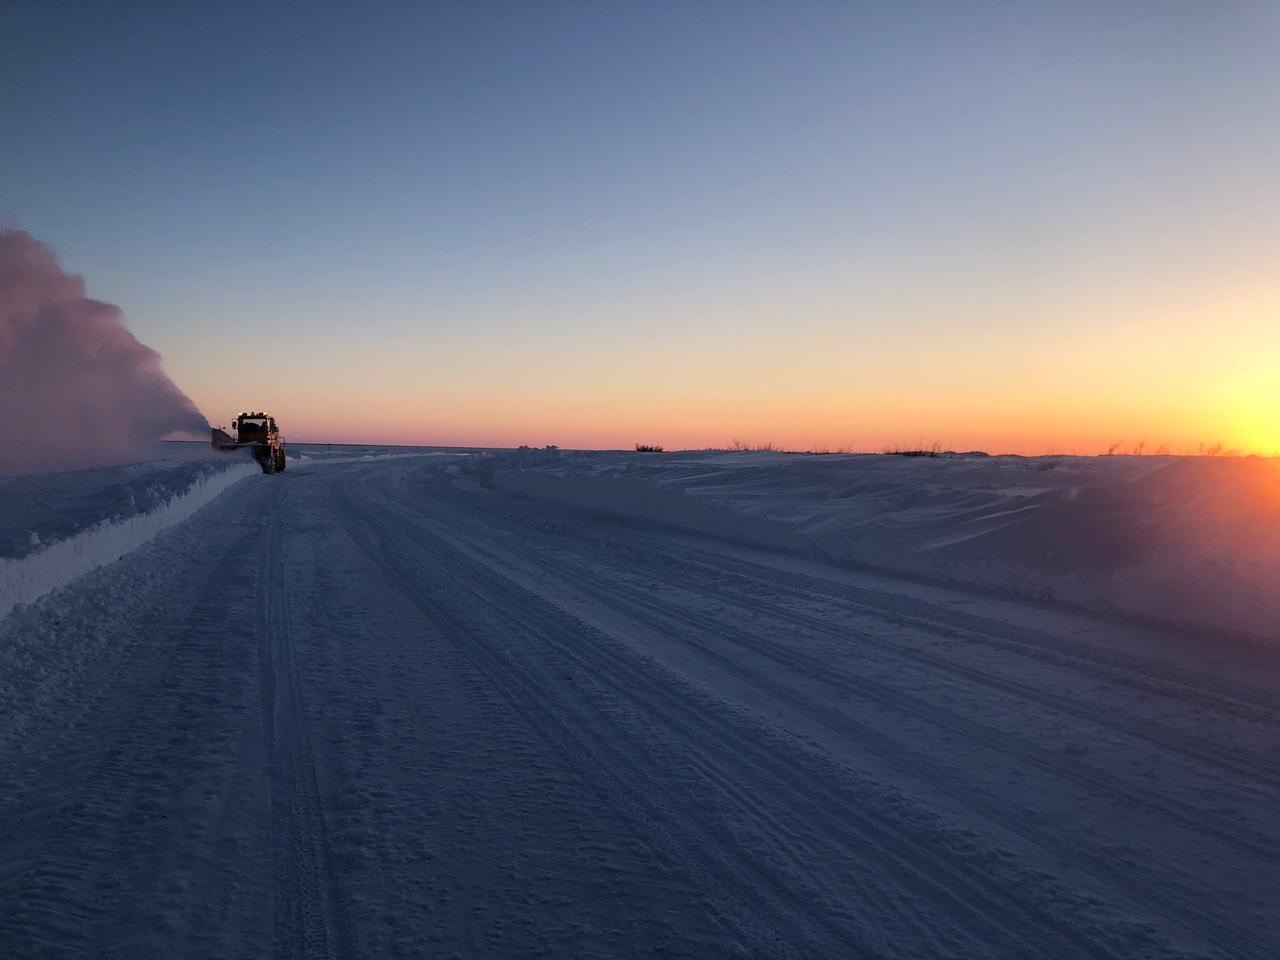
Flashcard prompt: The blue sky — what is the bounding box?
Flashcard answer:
[3,1,1278,450]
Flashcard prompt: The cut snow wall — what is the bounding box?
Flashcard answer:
[0,461,257,619]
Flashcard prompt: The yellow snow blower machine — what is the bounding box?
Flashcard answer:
[211,411,287,474]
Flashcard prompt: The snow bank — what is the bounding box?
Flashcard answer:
[0,450,260,559]
[493,451,1280,638]
[0,460,257,619]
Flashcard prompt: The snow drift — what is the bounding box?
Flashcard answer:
[0,230,208,476]
[493,451,1280,638]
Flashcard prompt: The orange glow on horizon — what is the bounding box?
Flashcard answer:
[178,281,1280,458]
[188,368,1280,457]
[258,404,1280,458]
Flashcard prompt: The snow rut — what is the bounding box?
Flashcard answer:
[0,491,273,958]
[371,463,1280,958]
[458,529,1276,956]
[258,496,349,959]
[333,472,1156,959]
[644,541,1280,723]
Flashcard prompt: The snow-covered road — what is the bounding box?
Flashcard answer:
[2,457,1277,958]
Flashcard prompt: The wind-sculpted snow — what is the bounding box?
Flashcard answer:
[0,458,256,619]
[494,451,1280,638]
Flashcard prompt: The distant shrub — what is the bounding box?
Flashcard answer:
[635,443,664,453]
[803,444,855,455]
[884,442,943,458]
[1198,441,1234,457]
[721,440,862,455]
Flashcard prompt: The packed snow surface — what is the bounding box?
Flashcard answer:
[1,453,1277,957]
[494,450,1280,638]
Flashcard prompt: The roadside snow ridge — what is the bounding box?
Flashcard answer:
[0,461,257,619]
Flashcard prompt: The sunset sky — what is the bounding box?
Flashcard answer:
[3,1,1278,454]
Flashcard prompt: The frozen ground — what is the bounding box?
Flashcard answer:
[1,452,1278,957]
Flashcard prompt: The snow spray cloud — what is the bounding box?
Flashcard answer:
[0,230,209,475]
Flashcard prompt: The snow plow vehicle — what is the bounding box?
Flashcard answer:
[211,411,287,474]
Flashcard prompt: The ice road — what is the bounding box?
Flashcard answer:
[1,456,1277,959]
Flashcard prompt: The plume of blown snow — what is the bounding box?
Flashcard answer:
[0,230,209,476]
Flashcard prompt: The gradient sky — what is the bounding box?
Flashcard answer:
[3,1,1278,453]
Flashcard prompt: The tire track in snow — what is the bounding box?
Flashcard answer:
[490,480,1280,730]
[0,490,273,958]
[597,547,1280,804]
[474,473,1280,722]
[374,468,1273,958]
[334,472,1150,959]
[258,490,350,960]
[393,485,1280,867]
[329,479,855,956]
[446,522,1280,956]
[623,541,1280,775]
[417,478,1280,832]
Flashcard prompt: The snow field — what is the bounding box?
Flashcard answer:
[3,453,1278,956]
[493,451,1280,638]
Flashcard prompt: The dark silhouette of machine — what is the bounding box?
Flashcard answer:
[211,411,287,474]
